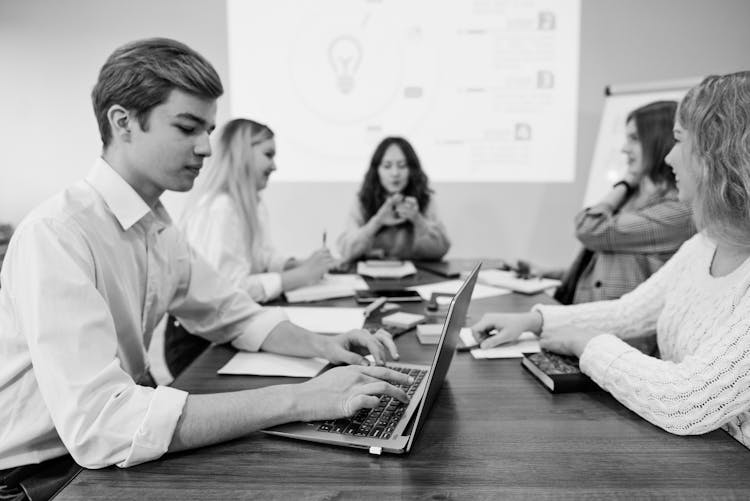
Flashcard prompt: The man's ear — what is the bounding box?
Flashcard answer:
[107,105,132,142]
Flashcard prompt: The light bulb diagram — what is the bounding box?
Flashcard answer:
[327,35,363,94]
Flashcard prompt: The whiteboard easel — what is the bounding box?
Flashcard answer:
[582,77,702,207]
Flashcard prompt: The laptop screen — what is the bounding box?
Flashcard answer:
[405,263,480,450]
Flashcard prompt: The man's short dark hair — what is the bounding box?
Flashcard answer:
[91,38,224,147]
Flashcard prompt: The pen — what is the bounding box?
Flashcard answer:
[362,296,387,318]
[322,230,327,246]
[457,343,480,352]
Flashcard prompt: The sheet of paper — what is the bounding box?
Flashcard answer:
[477,269,561,295]
[285,274,369,303]
[218,352,328,377]
[408,279,510,301]
[459,329,540,359]
[282,306,365,333]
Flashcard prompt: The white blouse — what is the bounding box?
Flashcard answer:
[184,194,290,302]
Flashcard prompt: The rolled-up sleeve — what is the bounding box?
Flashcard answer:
[169,242,288,351]
[7,220,188,468]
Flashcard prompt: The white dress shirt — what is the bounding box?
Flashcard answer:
[0,158,287,470]
[184,194,289,302]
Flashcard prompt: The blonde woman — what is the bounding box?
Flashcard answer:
[182,118,335,303]
[472,72,750,447]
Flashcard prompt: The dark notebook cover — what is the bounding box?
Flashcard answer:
[521,351,597,393]
[414,260,461,278]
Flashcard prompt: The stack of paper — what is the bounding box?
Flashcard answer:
[476,269,561,295]
[459,329,540,359]
[285,274,368,303]
[218,352,328,377]
[357,260,417,279]
[408,279,510,301]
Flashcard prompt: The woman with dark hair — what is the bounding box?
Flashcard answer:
[526,101,695,306]
[337,136,450,261]
[472,72,750,447]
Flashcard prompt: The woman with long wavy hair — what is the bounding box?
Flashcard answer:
[337,136,450,262]
[472,72,750,448]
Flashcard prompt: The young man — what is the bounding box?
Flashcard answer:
[0,38,410,492]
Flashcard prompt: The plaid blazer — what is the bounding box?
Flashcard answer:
[571,189,695,304]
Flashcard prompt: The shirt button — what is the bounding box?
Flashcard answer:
[594,281,602,288]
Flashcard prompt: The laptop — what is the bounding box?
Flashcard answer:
[263,263,481,455]
[413,260,462,278]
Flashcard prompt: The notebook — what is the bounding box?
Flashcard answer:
[262,263,481,455]
[414,260,461,278]
[284,274,368,303]
[476,269,561,295]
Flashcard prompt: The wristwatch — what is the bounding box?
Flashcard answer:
[613,180,635,198]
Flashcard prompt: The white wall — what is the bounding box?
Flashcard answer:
[2,0,750,266]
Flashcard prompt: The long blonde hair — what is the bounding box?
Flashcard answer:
[183,118,274,266]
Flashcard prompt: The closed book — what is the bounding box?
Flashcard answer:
[521,351,596,393]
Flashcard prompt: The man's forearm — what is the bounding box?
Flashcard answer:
[260,320,326,358]
[168,384,302,453]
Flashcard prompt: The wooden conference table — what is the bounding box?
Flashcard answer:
[57,260,750,500]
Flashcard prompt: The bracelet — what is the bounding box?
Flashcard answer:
[532,309,544,334]
[613,180,635,198]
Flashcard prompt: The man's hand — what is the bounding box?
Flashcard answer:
[294,365,412,422]
[470,312,542,349]
[319,328,399,366]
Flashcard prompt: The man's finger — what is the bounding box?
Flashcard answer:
[359,381,410,405]
[344,394,380,416]
[350,330,387,365]
[359,365,412,386]
[374,329,399,360]
[332,345,367,366]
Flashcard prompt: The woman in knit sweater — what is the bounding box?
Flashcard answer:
[471,72,750,447]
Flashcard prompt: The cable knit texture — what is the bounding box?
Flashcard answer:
[535,232,750,448]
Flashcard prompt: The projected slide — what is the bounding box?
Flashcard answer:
[226,0,580,182]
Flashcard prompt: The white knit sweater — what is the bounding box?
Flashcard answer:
[536,232,750,447]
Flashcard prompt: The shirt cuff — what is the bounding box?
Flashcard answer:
[231,306,288,352]
[257,272,283,301]
[579,334,637,382]
[117,386,188,468]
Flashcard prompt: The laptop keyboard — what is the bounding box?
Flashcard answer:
[316,366,427,439]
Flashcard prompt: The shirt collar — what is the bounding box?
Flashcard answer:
[85,157,171,231]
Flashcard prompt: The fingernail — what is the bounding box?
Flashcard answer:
[408,376,415,384]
